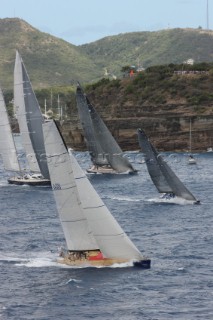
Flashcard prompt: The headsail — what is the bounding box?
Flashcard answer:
[86,95,135,173]
[14,50,40,173]
[20,53,50,179]
[138,129,197,202]
[43,120,142,260]
[0,87,20,172]
[76,85,109,166]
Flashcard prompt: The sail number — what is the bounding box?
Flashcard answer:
[52,183,61,190]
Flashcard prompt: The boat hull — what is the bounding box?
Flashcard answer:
[57,256,151,269]
[188,159,196,165]
[8,177,51,186]
[87,165,116,174]
[87,165,138,175]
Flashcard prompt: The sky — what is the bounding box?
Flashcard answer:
[1,0,212,45]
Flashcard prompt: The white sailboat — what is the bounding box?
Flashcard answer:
[188,119,196,165]
[0,87,21,173]
[8,51,50,185]
[42,120,150,268]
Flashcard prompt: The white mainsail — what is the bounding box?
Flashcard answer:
[0,87,20,172]
[43,121,142,260]
[14,50,40,173]
[43,120,98,251]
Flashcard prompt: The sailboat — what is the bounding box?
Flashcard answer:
[138,129,200,204]
[76,84,136,174]
[8,51,50,186]
[188,119,196,165]
[42,120,150,268]
[0,87,21,174]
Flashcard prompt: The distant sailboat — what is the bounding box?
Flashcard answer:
[188,119,196,165]
[7,50,50,185]
[42,120,150,268]
[138,129,200,204]
[76,84,136,174]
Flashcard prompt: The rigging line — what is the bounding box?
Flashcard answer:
[61,218,87,223]
[46,151,67,159]
[83,204,105,210]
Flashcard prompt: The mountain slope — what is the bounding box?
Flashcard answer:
[80,28,213,77]
[1,18,213,90]
[0,18,100,89]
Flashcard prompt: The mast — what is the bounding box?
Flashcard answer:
[189,118,192,153]
[207,0,209,30]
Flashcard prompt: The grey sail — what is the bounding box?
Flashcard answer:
[86,96,135,173]
[76,85,109,166]
[43,120,142,260]
[138,129,197,201]
[20,53,50,179]
[14,51,40,173]
[0,87,20,172]
[76,85,135,173]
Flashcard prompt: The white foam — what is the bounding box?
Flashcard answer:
[66,278,82,284]
[147,196,195,205]
[107,195,142,202]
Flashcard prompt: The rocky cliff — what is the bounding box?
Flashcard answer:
[60,68,213,152]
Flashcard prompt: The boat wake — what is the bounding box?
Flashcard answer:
[0,252,135,269]
[147,196,195,205]
[106,195,142,202]
[0,251,58,268]
[102,194,143,202]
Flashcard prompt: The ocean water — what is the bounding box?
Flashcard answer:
[0,151,212,320]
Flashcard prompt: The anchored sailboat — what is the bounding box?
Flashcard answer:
[8,51,50,185]
[138,129,200,204]
[188,119,196,165]
[76,84,136,174]
[42,120,150,268]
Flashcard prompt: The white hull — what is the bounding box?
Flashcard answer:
[188,158,196,165]
[87,165,116,174]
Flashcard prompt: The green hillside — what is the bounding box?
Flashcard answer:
[80,28,213,77]
[0,18,213,90]
[0,18,101,89]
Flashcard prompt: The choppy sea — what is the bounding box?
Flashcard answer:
[0,149,212,320]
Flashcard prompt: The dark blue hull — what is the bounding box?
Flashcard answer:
[133,259,151,269]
